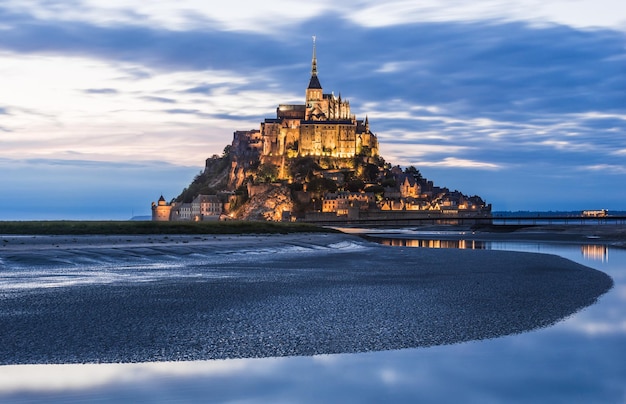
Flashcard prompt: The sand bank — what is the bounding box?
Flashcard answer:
[0,233,613,364]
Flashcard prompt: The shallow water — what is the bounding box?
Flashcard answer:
[0,235,624,403]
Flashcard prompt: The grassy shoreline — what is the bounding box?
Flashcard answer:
[0,220,335,235]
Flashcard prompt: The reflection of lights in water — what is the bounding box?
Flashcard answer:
[581,244,609,262]
[381,239,488,250]
[380,238,612,263]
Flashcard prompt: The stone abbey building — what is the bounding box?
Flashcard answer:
[259,38,379,167]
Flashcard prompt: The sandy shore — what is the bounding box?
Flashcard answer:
[0,233,613,364]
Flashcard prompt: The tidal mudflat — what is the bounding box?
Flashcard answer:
[0,233,612,365]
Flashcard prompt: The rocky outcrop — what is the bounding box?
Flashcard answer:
[235,184,294,221]
[204,156,231,190]
[176,129,489,222]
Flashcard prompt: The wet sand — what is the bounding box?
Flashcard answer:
[0,233,614,364]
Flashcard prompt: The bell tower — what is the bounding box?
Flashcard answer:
[305,36,323,120]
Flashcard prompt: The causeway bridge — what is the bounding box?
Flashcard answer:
[492,214,626,226]
[301,211,626,227]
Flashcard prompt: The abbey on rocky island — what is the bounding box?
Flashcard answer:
[153,38,491,223]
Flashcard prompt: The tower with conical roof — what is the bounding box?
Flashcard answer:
[151,194,172,221]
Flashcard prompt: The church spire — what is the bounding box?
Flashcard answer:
[311,35,318,77]
[307,36,322,89]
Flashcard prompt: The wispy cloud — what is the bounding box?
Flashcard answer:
[584,164,626,175]
[3,0,625,34]
[83,88,118,94]
[346,0,626,31]
[414,157,500,169]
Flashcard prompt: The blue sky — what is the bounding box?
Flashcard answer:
[1,1,625,219]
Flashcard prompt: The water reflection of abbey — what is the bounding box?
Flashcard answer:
[581,244,609,262]
[381,239,486,250]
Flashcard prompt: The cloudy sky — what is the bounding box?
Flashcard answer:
[1,1,625,219]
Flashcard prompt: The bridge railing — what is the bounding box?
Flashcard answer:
[491,215,626,225]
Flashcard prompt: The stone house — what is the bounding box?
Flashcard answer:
[322,191,375,215]
[192,194,223,221]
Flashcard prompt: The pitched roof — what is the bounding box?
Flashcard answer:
[308,74,322,89]
[399,174,418,187]
[193,194,221,204]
